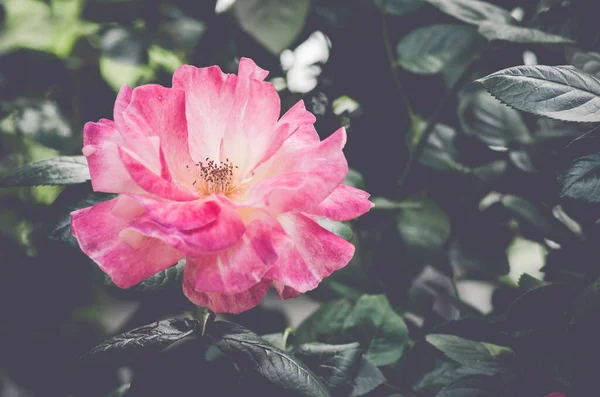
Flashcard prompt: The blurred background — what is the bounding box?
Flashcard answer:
[0,0,595,396]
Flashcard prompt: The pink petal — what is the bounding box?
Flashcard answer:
[309,184,374,221]
[118,147,198,201]
[238,57,269,81]
[272,282,301,299]
[82,121,145,194]
[220,63,281,175]
[128,195,220,230]
[184,209,280,294]
[244,127,349,214]
[70,196,184,288]
[247,100,317,174]
[129,197,245,255]
[172,64,237,162]
[119,84,194,182]
[183,265,271,314]
[113,85,133,130]
[266,213,355,293]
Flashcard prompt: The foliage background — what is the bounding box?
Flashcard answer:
[0,0,598,396]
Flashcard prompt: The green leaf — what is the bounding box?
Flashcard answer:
[349,356,386,397]
[131,260,186,292]
[458,89,531,148]
[83,318,201,361]
[395,197,451,259]
[419,122,470,173]
[342,295,409,366]
[517,273,545,292]
[422,0,513,25]
[0,0,98,58]
[396,24,481,75]
[0,156,90,187]
[476,65,600,122]
[373,0,424,16]
[426,334,516,373]
[316,217,354,241]
[344,168,366,190]
[100,56,154,92]
[207,321,331,397]
[566,47,600,79]
[371,197,423,210]
[296,295,409,366]
[296,299,354,344]
[478,22,575,44]
[294,342,362,394]
[558,152,600,203]
[233,0,310,55]
[437,374,505,397]
[500,194,571,243]
[414,362,485,394]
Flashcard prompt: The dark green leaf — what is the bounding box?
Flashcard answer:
[296,295,409,366]
[261,333,286,349]
[414,362,485,394]
[500,195,571,243]
[478,22,575,44]
[344,168,366,189]
[294,342,362,394]
[396,24,481,75]
[459,89,531,148]
[476,65,600,122]
[343,295,409,366]
[517,273,545,292]
[437,374,505,397]
[208,321,331,397]
[130,260,186,292]
[419,122,470,173]
[83,318,200,361]
[374,0,424,16]
[349,356,386,397]
[233,0,310,55]
[558,151,600,203]
[426,334,516,373]
[395,197,451,259]
[0,156,90,187]
[566,47,600,79]
[422,0,513,25]
[296,299,354,345]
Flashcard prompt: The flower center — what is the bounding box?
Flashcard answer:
[188,158,239,196]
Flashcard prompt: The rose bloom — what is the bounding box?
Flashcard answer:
[71,58,373,313]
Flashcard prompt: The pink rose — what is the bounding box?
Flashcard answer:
[70,58,373,313]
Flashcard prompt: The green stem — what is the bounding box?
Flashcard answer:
[381,12,419,128]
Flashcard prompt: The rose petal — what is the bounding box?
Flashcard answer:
[184,209,280,293]
[244,127,348,213]
[265,212,355,292]
[118,147,198,201]
[309,184,374,221]
[70,196,184,288]
[183,265,271,314]
[246,100,317,174]
[128,195,220,230]
[172,64,237,162]
[130,197,245,255]
[120,84,194,183]
[272,282,301,299]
